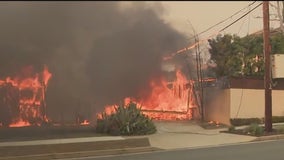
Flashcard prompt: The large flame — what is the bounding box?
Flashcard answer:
[0,65,52,127]
[99,70,196,120]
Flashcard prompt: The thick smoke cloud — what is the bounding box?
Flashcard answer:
[0,2,191,123]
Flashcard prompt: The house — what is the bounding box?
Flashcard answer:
[201,27,284,125]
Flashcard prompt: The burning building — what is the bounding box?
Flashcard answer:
[0,65,51,127]
[99,55,201,121]
[0,2,201,127]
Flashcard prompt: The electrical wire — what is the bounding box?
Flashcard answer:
[237,16,247,35]
[247,2,251,35]
[187,1,257,41]
[237,1,253,35]
[235,88,244,118]
[219,2,263,32]
[234,6,253,119]
[165,1,263,59]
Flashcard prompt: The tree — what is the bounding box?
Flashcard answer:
[271,33,284,54]
[208,33,264,78]
[208,34,243,77]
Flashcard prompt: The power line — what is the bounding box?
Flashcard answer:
[234,7,252,119]
[188,1,257,41]
[237,15,247,35]
[235,88,244,118]
[219,2,263,32]
[166,2,263,59]
[247,2,251,35]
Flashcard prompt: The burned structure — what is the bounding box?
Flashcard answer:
[0,66,51,127]
[0,2,206,127]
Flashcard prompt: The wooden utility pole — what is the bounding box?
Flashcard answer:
[187,20,204,121]
[263,1,272,132]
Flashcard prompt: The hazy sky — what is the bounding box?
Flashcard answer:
[158,1,281,39]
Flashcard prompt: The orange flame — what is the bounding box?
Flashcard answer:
[80,120,90,126]
[43,65,52,86]
[0,65,52,127]
[99,70,196,120]
[9,119,31,128]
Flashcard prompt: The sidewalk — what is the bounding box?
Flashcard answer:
[0,121,281,159]
[148,121,256,150]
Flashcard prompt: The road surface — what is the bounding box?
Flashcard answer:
[64,139,284,160]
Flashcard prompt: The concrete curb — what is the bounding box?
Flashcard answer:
[0,137,156,159]
[0,146,161,160]
[252,134,284,141]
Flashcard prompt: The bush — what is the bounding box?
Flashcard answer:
[230,118,262,126]
[244,123,264,136]
[272,116,284,123]
[96,102,157,136]
[228,125,236,132]
[230,116,284,127]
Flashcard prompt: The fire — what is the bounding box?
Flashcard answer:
[80,120,90,126]
[43,65,52,86]
[0,65,52,127]
[99,70,196,120]
[208,120,220,127]
[9,119,31,128]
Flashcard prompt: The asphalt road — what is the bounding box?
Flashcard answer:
[65,139,284,160]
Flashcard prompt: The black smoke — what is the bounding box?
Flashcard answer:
[0,2,191,123]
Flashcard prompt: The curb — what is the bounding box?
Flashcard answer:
[0,137,156,159]
[0,146,161,160]
[252,134,284,141]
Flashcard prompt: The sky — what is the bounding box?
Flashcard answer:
[144,1,282,62]
[158,1,281,39]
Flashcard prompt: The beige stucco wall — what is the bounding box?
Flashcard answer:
[230,89,284,119]
[203,88,284,125]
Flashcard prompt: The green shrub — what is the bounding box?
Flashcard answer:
[96,102,157,136]
[230,118,262,126]
[272,116,284,123]
[228,125,236,132]
[244,123,264,136]
[230,116,284,127]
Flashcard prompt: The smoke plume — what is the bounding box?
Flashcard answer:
[0,2,191,122]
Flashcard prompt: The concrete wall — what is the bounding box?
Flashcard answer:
[203,88,231,125]
[272,90,284,116]
[203,87,284,125]
[230,89,264,118]
[230,89,284,118]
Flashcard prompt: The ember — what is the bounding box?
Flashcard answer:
[0,65,52,127]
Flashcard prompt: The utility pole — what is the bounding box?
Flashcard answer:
[263,1,272,132]
[197,37,204,121]
[187,20,204,121]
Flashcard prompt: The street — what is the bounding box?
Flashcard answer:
[66,139,284,160]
